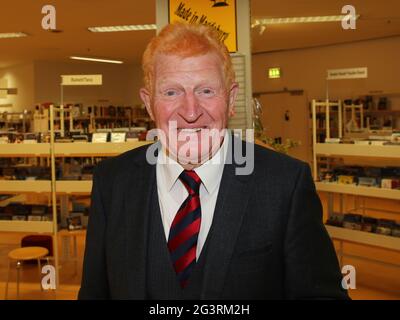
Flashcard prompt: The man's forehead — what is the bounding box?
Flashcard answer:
[154,52,221,66]
[154,53,223,76]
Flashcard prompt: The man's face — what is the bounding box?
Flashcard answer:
[140,52,238,167]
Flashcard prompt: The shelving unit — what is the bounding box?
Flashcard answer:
[0,111,32,132]
[38,104,152,135]
[326,225,400,252]
[311,100,342,144]
[0,194,26,206]
[0,104,153,290]
[0,141,150,157]
[311,99,400,272]
[316,182,400,201]
[0,180,94,194]
[0,220,53,233]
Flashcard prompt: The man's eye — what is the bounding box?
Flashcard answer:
[198,88,215,96]
[165,90,177,96]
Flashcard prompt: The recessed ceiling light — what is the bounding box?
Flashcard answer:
[252,14,360,27]
[0,32,28,39]
[88,24,157,32]
[70,56,123,64]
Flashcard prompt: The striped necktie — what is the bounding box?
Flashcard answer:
[167,170,202,288]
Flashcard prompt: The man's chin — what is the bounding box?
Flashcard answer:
[163,145,213,165]
[159,128,225,165]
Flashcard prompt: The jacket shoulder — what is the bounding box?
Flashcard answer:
[252,142,308,173]
[95,142,155,177]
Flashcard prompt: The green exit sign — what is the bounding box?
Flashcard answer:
[269,67,281,79]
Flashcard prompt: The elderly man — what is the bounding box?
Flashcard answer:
[79,23,349,300]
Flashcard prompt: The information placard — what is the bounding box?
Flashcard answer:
[327,67,368,80]
[61,75,102,86]
[168,0,237,52]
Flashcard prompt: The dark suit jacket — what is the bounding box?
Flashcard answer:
[78,136,349,300]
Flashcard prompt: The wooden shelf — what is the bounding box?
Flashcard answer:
[364,110,400,116]
[53,141,151,156]
[316,182,400,201]
[0,141,152,157]
[315,143,400,159]
[0,194,26,206]
[0,143,50,157]
[0,180,51,193]
[56,180,92,194]
[326,225,400,251]
[0,220,53,233]
[0,180,92,194]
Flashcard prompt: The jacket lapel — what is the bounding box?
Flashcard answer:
[124,150,157,299]
[201,136,256,299]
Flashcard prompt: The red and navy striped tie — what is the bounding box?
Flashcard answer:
[167,170,202,288]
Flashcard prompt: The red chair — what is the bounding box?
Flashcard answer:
[21,235,53,264]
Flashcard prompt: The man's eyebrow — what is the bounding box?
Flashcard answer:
[157,81,181,88]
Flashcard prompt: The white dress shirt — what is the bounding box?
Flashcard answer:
[156,131,229,260]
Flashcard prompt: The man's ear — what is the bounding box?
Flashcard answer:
[228,82,239,117]
[139,87,155,121]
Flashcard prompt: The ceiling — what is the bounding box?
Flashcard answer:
[0,0,399,68]
[251,0,400,53]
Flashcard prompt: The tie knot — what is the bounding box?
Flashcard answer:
[179,170,201,195]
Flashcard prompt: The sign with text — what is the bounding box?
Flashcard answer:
[61,74,102,86]
[168,0,237,52]
[92,132,108,143]
[327,67,368,80]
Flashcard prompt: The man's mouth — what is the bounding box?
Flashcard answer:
[177,126,208,133]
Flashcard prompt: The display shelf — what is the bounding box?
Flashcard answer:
[364,110,400,116]
[326,225,400,251]
[0,194,26,206]
[316,182,400,201]
[53,141,151,156]
[0,180,93,194]
[0,180,51,193]
[0,143,50,157]
[56,180,92,194]
[0,220,53,233]
[0,141,152,157]
[315,143,400,159]
[312,98,400,274]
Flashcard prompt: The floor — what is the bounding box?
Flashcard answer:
[1,281,399,300]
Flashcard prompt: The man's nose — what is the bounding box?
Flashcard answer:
[178,92,203,122]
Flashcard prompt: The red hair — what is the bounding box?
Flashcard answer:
[142,23,235,92]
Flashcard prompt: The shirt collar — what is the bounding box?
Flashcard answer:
[157,130,229,194]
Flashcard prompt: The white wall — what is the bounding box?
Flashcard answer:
[252,36,400,163]
[252,36,400,101]
[34,61,143,107]
[0,60,144,112]
[0,63,34,112]
[125,63,145,107]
